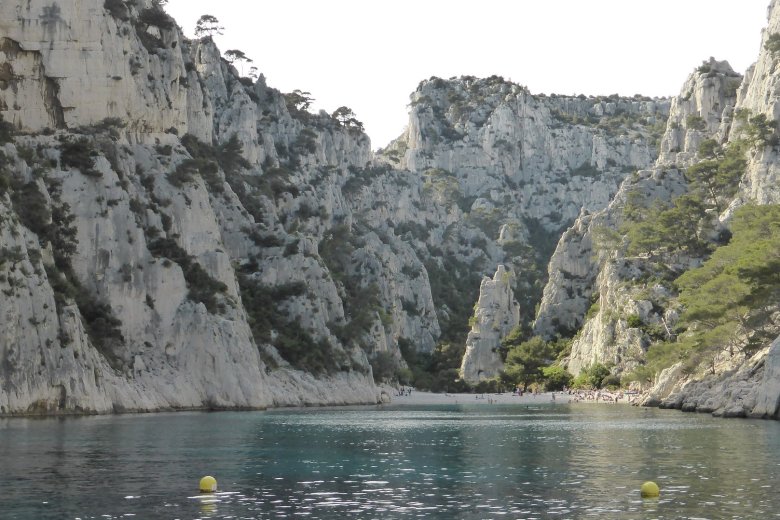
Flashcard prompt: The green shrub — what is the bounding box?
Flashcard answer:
[573,363,612,389]
[216,135,251,175]
[626,314,643,328]
[60,138,100,177]
[291,129,317,155]
[542,365,573,391]
[601,374,621,390]
[11,181,50,237]
[0,168,9,196]
[0,115,14,145]
[238,273,347,374]
[585,301,600,320]
[168,160,197,187]
[764,32,780,57]
[370,351,397,383]
[46,264,125,371]
[685,115,707,131]
[473,377,504,393]
[181,133,216,160]
[147,237,227,313]
[138,7,174,30]
[571,161,601,178]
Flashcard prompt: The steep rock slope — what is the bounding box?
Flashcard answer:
[537,0,780,419]
[375,78,669,379]
[643,0,780,417]
[0,0,672,413]
[0,0,381,413]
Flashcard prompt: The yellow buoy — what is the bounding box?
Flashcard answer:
[199,475,217,493]
[640,481,660,498]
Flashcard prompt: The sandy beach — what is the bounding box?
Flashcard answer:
[382,389,637,406]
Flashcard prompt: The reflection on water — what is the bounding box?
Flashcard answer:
[1,404,779,519]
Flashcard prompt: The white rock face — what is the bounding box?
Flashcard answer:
[395,78,669,230]
[533,213,597,339]
[0,0,192,135]
[0,0,384,414]
[652,346,770,418]
[636,0,780,411]
[536,0,780,422]
[736,0,780,205]
[750,336,780,418]
[659,58,743,167]
[539,54,742,377]
[460,265,520,383]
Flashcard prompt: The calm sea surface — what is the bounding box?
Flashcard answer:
[1,403,779,519]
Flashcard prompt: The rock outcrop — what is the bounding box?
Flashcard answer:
[751,336,780,417]
[460,265,520,383]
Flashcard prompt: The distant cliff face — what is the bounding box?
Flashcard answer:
[392,76,668,228]
[377,77,669,373]
[0,0,720,415]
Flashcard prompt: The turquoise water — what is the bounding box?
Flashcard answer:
[1,404,779,519]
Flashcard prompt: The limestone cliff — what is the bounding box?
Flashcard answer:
[460,265,519,383]
[635,0,780,417]
[536,0,780,419]
[0,0,383,413]
[0,0,733,415]
[377,77,668,382]
[536,58,735,374]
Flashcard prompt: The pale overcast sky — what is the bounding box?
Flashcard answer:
[165,1,769,149]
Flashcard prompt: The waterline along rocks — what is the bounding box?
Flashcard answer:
[0,0,778,418]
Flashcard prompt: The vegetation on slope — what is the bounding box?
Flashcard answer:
[633,204,780,381]
[614,112,780,384]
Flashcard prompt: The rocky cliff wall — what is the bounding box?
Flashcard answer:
[0,0,713,414]
[535,0,780,420]
[635,1,780,417]
[0,0,386,414]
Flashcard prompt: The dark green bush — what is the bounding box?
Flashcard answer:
[138,7,174,30]
[238,273,346,374]
[542,365,573,391]
[764,32,780,57]
[147,237,227,313]
[167,160,197,187]
[626,314,643,328]
[60,138,100,177]
[46,264,125,371]
[370,351,397,383]
[216,135,251,174]
[181,133,216,160]
[104,0,129,21]
[11,181,51,237]
[0,115,14,145]
[685,114,707,131]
